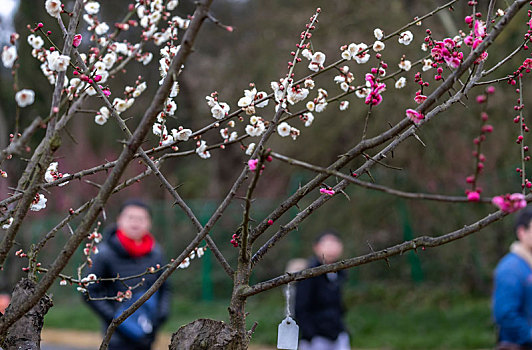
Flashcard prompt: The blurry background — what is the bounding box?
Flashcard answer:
[1,0,531,348]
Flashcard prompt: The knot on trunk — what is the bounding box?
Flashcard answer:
[170,318,243,350]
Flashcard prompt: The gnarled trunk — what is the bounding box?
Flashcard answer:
[0,278,53,350]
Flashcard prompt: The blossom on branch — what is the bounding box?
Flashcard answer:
[492,193,527,213]
[15,89,35,108]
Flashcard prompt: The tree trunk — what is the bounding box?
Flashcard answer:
[0,278,53,350]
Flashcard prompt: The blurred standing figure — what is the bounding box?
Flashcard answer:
[493,207,532,350]
[295,231,350,350]
[84,200,170,350]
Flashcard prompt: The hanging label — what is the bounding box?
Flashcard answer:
[277,316,299,350]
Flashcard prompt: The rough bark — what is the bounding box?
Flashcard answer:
[1,278,52,350]
[169,319,241,350]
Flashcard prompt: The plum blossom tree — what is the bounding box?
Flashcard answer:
[1,0,532,349]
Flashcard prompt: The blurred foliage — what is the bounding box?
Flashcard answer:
[44,282,494,349]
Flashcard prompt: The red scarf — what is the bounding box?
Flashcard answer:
[116,229,155,257]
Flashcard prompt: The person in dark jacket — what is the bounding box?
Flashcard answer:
[295,231,350,350]
[493,207,532,350]
[84,200,170,350]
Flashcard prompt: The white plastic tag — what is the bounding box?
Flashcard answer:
[277,316,299,349]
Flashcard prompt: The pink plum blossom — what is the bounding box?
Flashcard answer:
[406,109,424,124]
[467,191,480,202]
[73,34,82,48]
[492,193,527,213]
[248,159,259,172]
[320,188,335,196]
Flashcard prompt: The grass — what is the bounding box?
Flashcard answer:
[43,282,496,349]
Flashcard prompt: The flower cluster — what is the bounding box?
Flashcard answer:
[492,193,527,213]
[178,246,207,268]
[340,43,370,64]
[364,73,386,107]
[463,18,488,63]
[430,37,464,69]
[237,86,268,115]
[45,162,70,187]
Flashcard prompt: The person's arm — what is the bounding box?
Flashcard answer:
[294,277,316,340]
[83,246,116,323]
[493,268,532,344]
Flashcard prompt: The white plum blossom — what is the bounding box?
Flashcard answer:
[113,98,134,113]
[355,88,370,99]
[161,134,174,146]
[15,89,35,108]
[340,82,349,92]
[170,82,179,97]
[27,35,44,50]
[352,43,370,64]
[210,102,230,120]
[398,59,412,71]
[398,30,414,45]
[302,112,314,127]
[196,141,210,159]
[306,101,315,111]
[341,49,352,60]
[245,143,256,155]
[374,28,384,40]
[301,49,313,60]
[2,217,13,230]
[421,42,428,52]
[133,82,147,97]
[164,99,177,116]
[179,257,190,269]
[308,51,326,72]
[172,15,190,29]
[47,51,71,72]
[2,46,17,68]
[289,127,300,140]
[84,1,100,15]
[45,0,62,18]
[30,194,47,211]
[229,132,238,142]
[45,162,58,183]
[245,120,265,137]
[220,128,230,139]
[422,59,433,71]
[172,128,192,141]
[153,31,172,45]
[237,87,268,112]
[395,77,407,89]
[95,106,110,125]
[102,52,117,69]
[315,102,328,112]
[373,41,385,52]
[167,0,179,10]
[287,86,309,105]
[277,122,291,137]
[339,101,349,111]
[304,78,315,89]
[138,52,153,66]
[95,22,109,35]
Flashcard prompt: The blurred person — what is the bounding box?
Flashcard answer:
[0,293,9,314]
[295,231,350,350]
[84,199,170,350]
[493,207,532,350]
